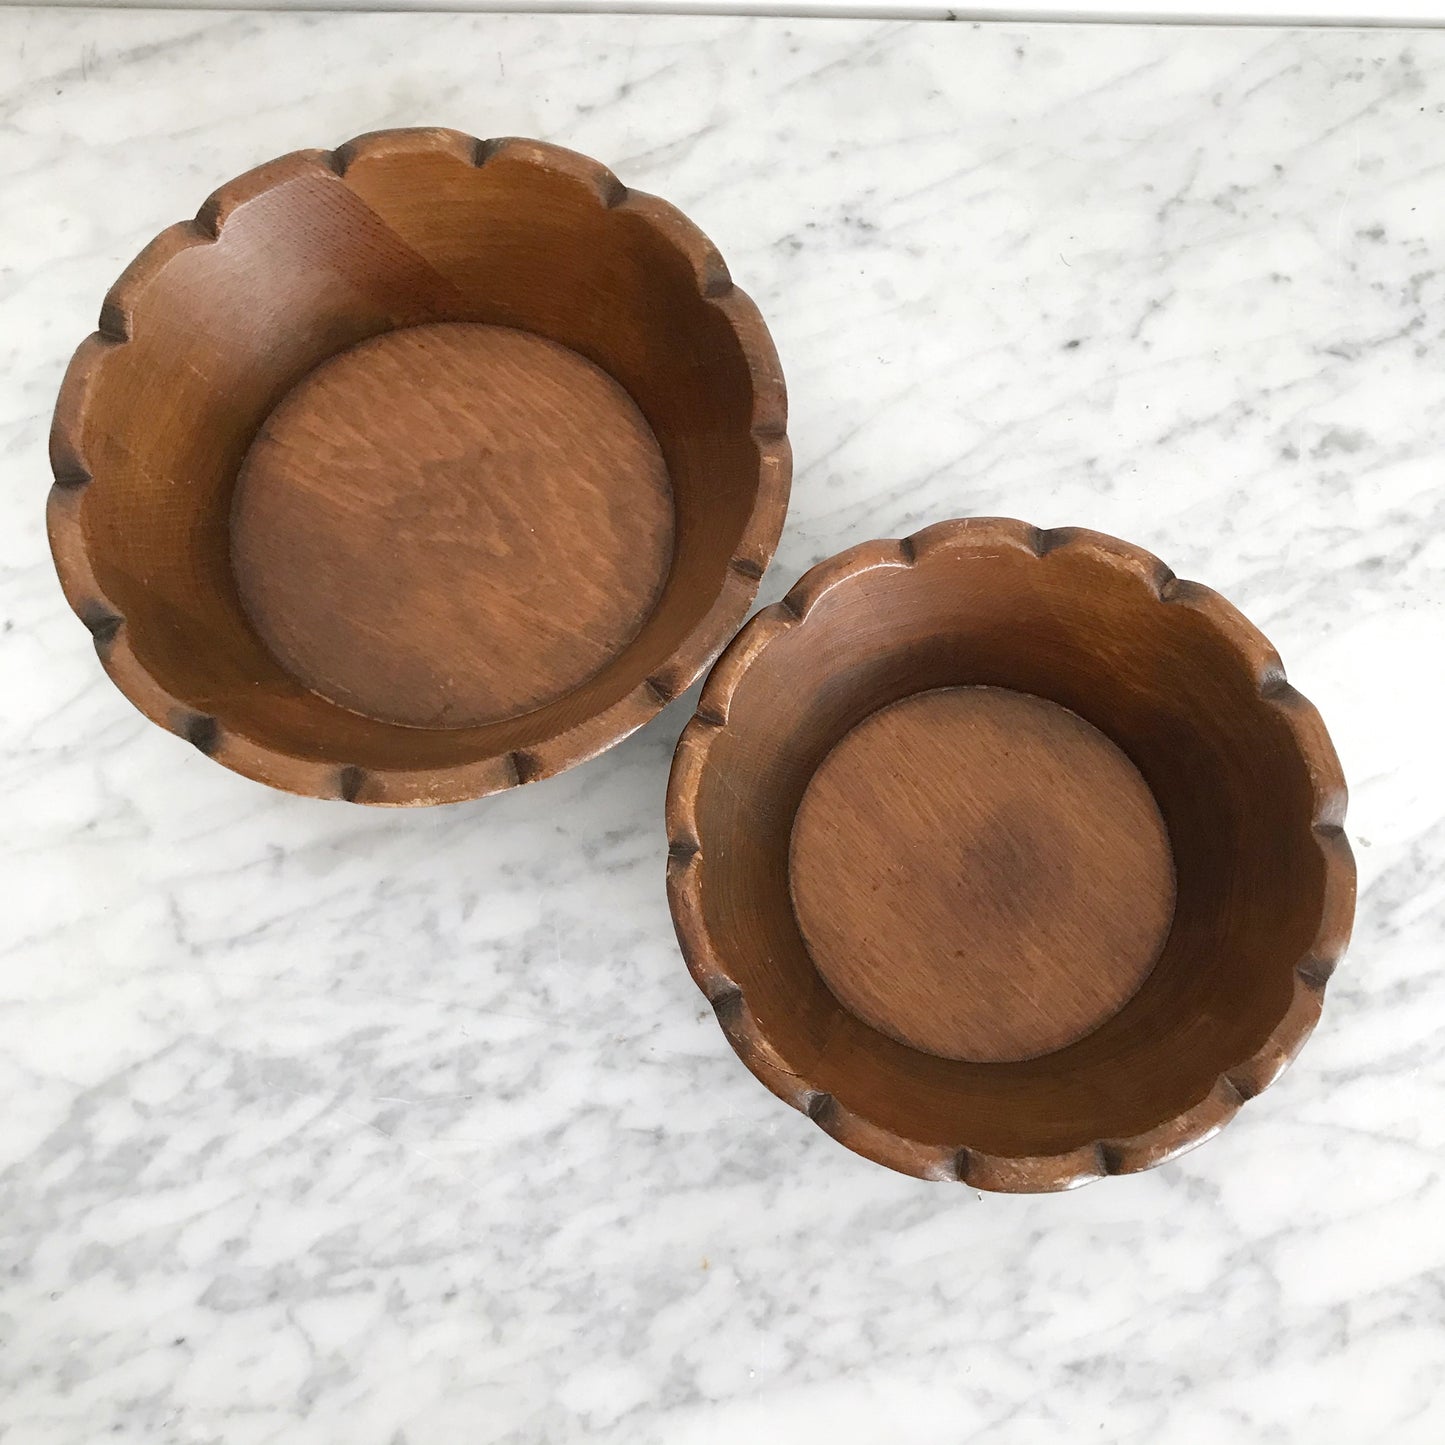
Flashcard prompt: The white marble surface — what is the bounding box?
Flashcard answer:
[4,10,1444,1443]
[16,1,1445,35]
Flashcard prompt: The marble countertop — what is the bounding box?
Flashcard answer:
[20,0,1445,31]
[4,10,1443,1443]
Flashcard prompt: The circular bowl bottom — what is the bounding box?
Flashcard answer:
[789,684,1177,1065]
[232,321,675,731]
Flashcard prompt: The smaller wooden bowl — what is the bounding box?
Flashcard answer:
[48,128,789,804]
[667,519,1355,1191]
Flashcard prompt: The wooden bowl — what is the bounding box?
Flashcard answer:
[667,519,1355,1191]
[48,128,789,804]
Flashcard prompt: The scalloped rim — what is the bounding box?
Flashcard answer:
[48,127,791,806]
[666,517,1356,1192]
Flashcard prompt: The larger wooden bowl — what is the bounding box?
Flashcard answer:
[667,519,1354,1191]
[49,128,789,804]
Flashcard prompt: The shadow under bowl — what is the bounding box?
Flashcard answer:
[49,128,790,804]
[667,518,1355,1191]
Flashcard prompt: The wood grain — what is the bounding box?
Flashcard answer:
[48,128,790,803]
[789,686,1175,1064]
[667,518,1355,1191]
[232,322,673,729]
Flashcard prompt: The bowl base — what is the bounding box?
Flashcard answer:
[788,685,1177,1064]
[230,321,674,730]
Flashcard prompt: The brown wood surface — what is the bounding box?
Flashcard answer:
[667,517,1356,1191]
[48,128,790,803]
[232,322,673,730]
[789,686,1175,1064]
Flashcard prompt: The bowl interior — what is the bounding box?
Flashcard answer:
[682,529,1338,1160]
[62,136,778,778]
